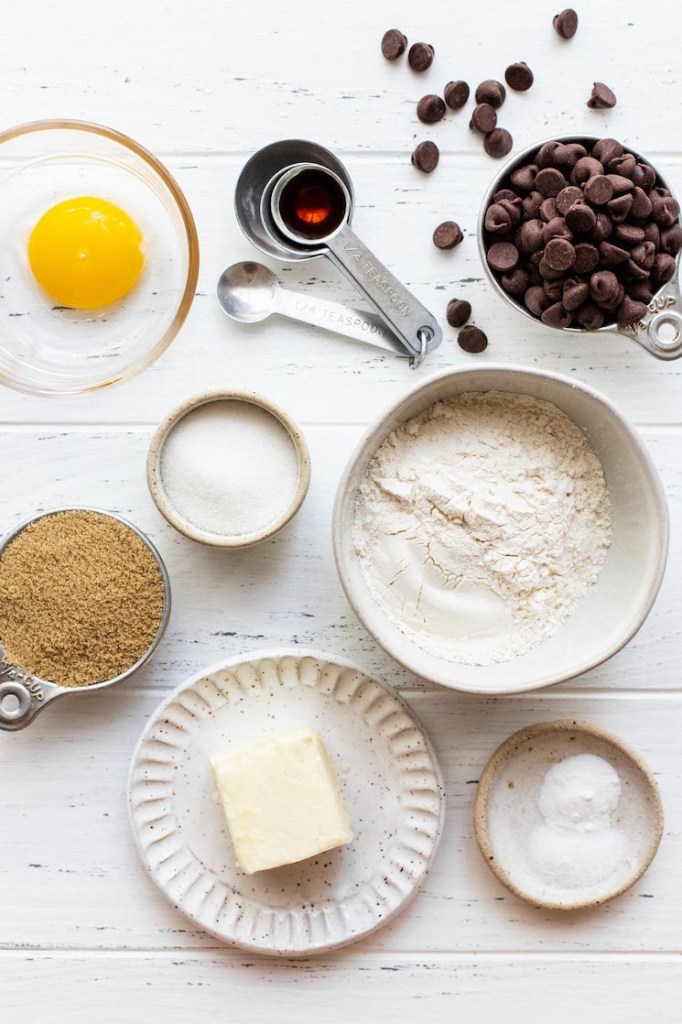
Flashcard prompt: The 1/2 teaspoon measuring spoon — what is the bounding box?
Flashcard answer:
[216,261,415,360]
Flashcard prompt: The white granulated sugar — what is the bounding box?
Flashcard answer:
[353,391,612,665]
[529,754,628,890]
[160,400,300,537]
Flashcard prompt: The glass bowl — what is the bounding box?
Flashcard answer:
[0,120,199,395]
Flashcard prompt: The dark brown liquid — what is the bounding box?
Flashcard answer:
[277,168,347,240]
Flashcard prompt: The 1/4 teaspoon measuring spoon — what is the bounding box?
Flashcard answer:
[217,261,416,361]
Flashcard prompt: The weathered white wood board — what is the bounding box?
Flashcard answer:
[1,0,681,1018]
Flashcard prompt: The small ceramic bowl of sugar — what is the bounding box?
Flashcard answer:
[147,389,311,548]
[474,720,664,911]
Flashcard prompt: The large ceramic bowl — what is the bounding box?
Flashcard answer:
[333,366,668,694]
[0,120,199,395]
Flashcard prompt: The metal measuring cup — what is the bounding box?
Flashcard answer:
[234,140,442,369]
[477,135,682,359]
[0,507,171,732]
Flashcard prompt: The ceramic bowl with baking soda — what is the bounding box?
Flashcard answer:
[0,120,199,395]
[474,720,664,910]
[333,365,668,695]
[148,389,311,548]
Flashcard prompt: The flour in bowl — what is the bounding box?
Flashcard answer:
[353,391,612,665]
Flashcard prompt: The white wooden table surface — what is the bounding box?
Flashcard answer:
[2,0,681,1019]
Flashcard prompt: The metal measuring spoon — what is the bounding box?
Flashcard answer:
[216,261,413,360]
[234,140,442,367]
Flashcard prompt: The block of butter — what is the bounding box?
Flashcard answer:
[210,726,354,875]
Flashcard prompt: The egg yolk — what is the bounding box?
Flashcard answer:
[28,196,145,310]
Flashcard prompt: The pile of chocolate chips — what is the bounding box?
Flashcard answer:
[483,138,682,329]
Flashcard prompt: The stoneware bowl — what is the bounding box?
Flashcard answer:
[333,365,668,694]
[147,388,311,548]
[474,720,664,910]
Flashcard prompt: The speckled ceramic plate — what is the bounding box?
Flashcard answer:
[128,649,444,955]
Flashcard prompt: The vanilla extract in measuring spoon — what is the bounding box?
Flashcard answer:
[277,167,348,241]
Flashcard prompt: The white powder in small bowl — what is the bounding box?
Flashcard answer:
[159,399,301,538]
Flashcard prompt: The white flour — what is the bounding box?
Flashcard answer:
[353,392,612,665]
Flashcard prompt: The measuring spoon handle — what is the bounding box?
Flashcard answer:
[325,225,442,362]
[275,287,409,356]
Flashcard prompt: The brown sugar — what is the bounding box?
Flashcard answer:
[0,510,165,687]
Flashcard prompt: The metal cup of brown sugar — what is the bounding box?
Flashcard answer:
[0,507,171,731]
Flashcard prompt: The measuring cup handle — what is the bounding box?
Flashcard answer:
[325,225,442,363]
[0,662,55,731]
[616,259,682,359]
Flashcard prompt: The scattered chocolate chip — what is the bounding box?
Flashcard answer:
[417,94,447,123]
[411,141,439,173]
[505,62,534,91]
[501,267,529,297]
[588,82,617,109]
[470,103,497,133]
[475,80,506,108]
[574,302,604,330]
[446,298,471,328]
[542,301,572,328]
[433,220,463,249]
[458,325,488,352]
[487,241,519,272]
[381,29,407,60]
[544,237,576,272]
[444,80,470,110]
[574,242,599,274]
[617,296,647,325]
[408,42,434,72]
[556,185,583,215]
[484,128,513,158]
[553,8,578,39]
[583,174,614,206]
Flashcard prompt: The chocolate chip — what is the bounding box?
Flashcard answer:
[497,197,522,226]
[592,212,613,243]
[493,188,520,205]
[571,156,604,185]
[511,164,538,194]
[505,62,534,91]
[417,94,447,123]
[574,242,599,274]
[470,103,497,133]
[630,186,653,220]
[588,82,617,109]
[653,254,676,284]
[608,153,637,179]
[614,223,645,247]
[433,221,463,249]
[565,201,596,234]
[543,279,563,302]
[592,139,623,164]
[607,194,633,223]
[544,237,576,272]
[630,241,656,270]
[381,29,407,60]
[625,258,650,281]
[487,241,519,272]
[540,197,559,223]
[598,241,629,267]
[560,143,588,169]
[519,219,545,253]
[590,270,620,307]
[523,191,543,218]
[475,80,506,108]
[408,42,434,72]
[543,217,573,245]
[446,298,471,327]
[607,175,634,196]
[525,286,549,316]
[575,302,605,330]
[501,268,529,297]
[651,188,681,227]
[553,8,578,38]
[644,222,661,248]
[537,141,565,168]
[632,162,656,191]
[484,129,513,158]
[563,278,590,311]
[584,174,614,206]
[458,325,488,352]
[411,141,439,173]
[617,296,647,325]
[627,280,653,304]
[536,168,567,197]
[661,224,682,256]
[485,203,513,234]
[444,80,470,110]
[542,301,572,328]
[556,185,583,215]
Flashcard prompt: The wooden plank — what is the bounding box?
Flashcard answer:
[0,951,679,1024]
[0,426,678,692]
[0,690,679,952]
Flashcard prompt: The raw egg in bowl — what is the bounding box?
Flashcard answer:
[0,120,199,396]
